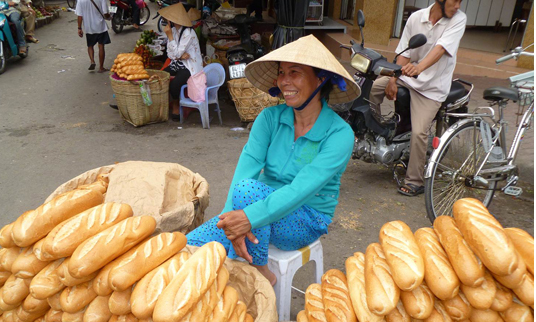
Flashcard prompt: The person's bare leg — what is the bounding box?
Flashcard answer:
[98,43,106,71]
[252,264,276,286]
[88,46,95,65]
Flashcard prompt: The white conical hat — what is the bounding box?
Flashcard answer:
[158,3,192,27]
[244,35,360,104]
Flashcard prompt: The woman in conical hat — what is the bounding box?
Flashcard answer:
[160,3,203,120]
[187,35,361,285]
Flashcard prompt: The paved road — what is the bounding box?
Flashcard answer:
[0,6,533,320]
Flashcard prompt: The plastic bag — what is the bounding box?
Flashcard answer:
[139,82,153,106]
[186,71,207,102]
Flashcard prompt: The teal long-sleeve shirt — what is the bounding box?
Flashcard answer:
[222,101,355,229]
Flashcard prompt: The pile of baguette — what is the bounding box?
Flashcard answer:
[0,177,253,322]
[111,53,150,81]
[297,198,534,322]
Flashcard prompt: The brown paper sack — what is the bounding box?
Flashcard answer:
[45,161,209,234]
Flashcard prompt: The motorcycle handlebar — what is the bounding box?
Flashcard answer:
[496,53,515,64]
[375,67,419,79]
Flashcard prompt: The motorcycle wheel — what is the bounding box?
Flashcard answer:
[157,16,163,32]
[0,40,6,75]
[67,0,77,9]
[112,11,124,34]
[139,7,150,25]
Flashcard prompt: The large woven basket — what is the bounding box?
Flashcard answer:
[110,69,170,127]
[227,78,280,122]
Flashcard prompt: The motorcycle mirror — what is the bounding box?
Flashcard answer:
[357,10,365,28]
[408,33,427,49]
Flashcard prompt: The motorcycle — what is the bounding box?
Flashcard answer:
[109,0,150,34]
[224,14,265,80]
[153,0,192,32]
[337,10,471,185]
[0,7,28,75]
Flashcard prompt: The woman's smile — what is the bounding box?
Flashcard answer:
[277,62,322,108]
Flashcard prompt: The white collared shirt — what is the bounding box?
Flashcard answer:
[167,26,203,76]
[396,4,467,102]
[75,0,109,34]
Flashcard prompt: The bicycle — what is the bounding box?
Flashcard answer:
[424,44,534,222]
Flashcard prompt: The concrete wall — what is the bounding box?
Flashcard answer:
[517,4,534,69]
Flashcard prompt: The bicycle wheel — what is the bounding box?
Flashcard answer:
[67,0,77,9]
[424,121,497,222]
[139,7,150,25]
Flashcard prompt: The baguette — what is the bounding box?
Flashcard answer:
[109,314,139,322]
[32,238,55,262]
[400,282,434,319]
[232,301,246,322]
[44,309,63,322]
[0,271,11,287]
[379,221,424,292]
[15,304,47,322]
[441,292,472,321]
[11,245,50,279]
[499,297,533,322]
[68,216,156,279]
[2,309,15,322]
[153,242,226,322]
[41,203,133,260]
[109,232,187,292]
[469,308,502,322]
[504,228,534,275]
[209,286,238,322]
[57,258,98,287]
[29,259,65,300]
[0,290,18,311]
[512,273,534,307]
[423,302,451,322]
[460,270,496,309]
[131,252,190,319]
[109,286,133,315]
[77,176,109,195]
[83,295,112,322]
[491,280,513,312]
[186,278,219,322]
[297,310,308,322]
[385,300,409,322]
[47,291,62,311]
[21,294,50,313]
[433,216,485,287]
[2,275,31,305]
[414,228,460,300]
[491,250,526,289]
[321,269,357,322]
[344,252,384,322]
[304,283,327,322]
[60,280,98,313]
[12,188,104,247]
[365,243,400,315]
[1,248,21,272]
[0,224,16,248]
[452,198,518,276]
[62,307,87,322]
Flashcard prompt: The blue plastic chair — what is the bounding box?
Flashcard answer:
[179,63,225,129]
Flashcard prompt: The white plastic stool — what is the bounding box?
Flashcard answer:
[267,239,324,321]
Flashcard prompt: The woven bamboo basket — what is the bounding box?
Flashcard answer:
[227,78,280,122]
[110,69,170,127]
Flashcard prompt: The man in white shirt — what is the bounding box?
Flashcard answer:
[370,0,466,196]
[75,0,110,72]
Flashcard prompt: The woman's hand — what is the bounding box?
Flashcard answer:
[180,52,190,60]
[216,210,254,240]
[230,233,257,263]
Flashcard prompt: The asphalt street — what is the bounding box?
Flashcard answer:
[0,5,534,320]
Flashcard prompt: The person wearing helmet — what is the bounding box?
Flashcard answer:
[370,0,466,196]
[186,35,361,285]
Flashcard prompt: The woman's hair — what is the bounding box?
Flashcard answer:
[312,67,333,102]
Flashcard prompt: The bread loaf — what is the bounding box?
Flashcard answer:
[379,221,424,292]
[231,301,247,322]
[57,258,98,287]
[2,275,31,305]
[60,280,98,313]
[109,232,187,292]
[210,286,238,322]
[304,283,327,322]
[423,302,451,322]
[499,297,533,322]
[15,304,48,322]
[11,245,50,278]
[297,310,308,322]
[47,291,62,311]
[83,295,113,322]
[12,188,104,247]
[452,198,519,276]
[77,176,109,195]
[491,250,526,289]
[45,309,63,322]
[33,238,56,262]
[512,273,534,307]
[0,224,16,248]
[469,308,502,322]
[344,252,384,322]
[131,252,190,319]
[365,243,400,315]
[0,271,11,287]
[433,216,485,287]
[109,313,139,322]
[0,290,18,311]
[41,203,133,260]
[153,242,226,322]
[491,281,513,312]
[321,269,356,322]
[385,300,410,322]
[1,248,21,272]
[22,294,50,313]
[109,286,133,315]
[441,292,472,321]
[414,228,460,300]
[460,270,496,309]
[68,216,156,278]
[187,278,219,322]
[62,307,87,322]
[400,282,434,319]
[504,228,534,275]
[29,258,65,300]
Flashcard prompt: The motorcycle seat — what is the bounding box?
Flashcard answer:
[483,86,519,102]
[441,81,467,107]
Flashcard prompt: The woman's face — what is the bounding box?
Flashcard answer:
[277,62,322,108]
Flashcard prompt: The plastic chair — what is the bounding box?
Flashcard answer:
[179,63,225,129]
[267,239,324,321]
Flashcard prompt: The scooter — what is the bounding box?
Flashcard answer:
[153,0,192,32]
[338,10,471,185]
[224,14,264,79]
[0,7,28,75]
[109,0,150,34]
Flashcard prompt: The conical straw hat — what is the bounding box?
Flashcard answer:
[244,35,361,105]
[158,3,192,27]
[187,8,201,22]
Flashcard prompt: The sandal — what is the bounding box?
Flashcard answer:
[170,113,181,122]
[97,68,109,73]
[26,36,39,43]
[398,183,425,197]
[88,63,96,71]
